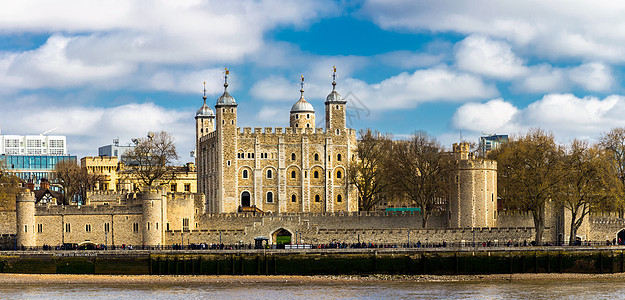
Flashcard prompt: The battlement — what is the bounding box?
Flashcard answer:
[236,126,355,139]
[81,156,119,166]
[35,204,142,215]
[456,158,497,170]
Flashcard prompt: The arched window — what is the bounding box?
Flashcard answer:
[337,154,342,161]
[267,169,273,179]
[242,169,248,179]
[306,124,310,128]
[337,194,342,202]
[336,129,340,135]
[291,153,296,161]
[291,170,296,178]
[307,114,310,119]
[291,195,296,202]
[314,171,319,179]
[336,170,342,179]
[296,114,299,119]
[296,124,299,127]
[267,192,274,203]
[315,195,320,202]
[314,153,319,161]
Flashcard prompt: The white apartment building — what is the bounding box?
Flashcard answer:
[0,134,68,156]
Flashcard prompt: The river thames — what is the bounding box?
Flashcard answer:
[2,274,625,299]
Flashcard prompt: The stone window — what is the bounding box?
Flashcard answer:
[336,129,340,135]
[296,114,299,119]
[307,114,310,119]
[314,153,319,161]
[336,170,342,179]
[184,184,190,192]
[315,195,320,202]
[267,192,274,203]
[133,223,139,232]
[337,154,342,161]
[183,218,189,230]
[291,170,296,178]
[291,153,296,161]
[307,124,310,128]
[167,223,170,231]
[170,184,177,192]
[37,224,42,233]
[267,169,273,179]
[227,160,231,166]
[24,225,27,233]
[336,105,339,109]
[337,194,342,202]
[86,224,91,232]
[242,169,249,179]
[291,195,296,202]
[314,171,319,179]
[295,124,299,127]
[104,223,110,232]
[65,223,71,233]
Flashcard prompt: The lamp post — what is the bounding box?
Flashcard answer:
[407,230,410,248]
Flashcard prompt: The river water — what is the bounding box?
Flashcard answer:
[3,277,625,299]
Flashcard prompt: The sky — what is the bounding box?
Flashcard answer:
[1,0,625,162]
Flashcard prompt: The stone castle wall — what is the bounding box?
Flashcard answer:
[165,212,537,246]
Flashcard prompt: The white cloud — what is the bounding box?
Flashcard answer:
[361,0,625,62]
[455,35,528,79]
[451,94,625,141]
[515,62,613,93]
[0,98,194,161]
[568,62,613,92]
[251,66,498,110]
[517,64,567,93]
[451,99,519,133]
[0,1,336,92]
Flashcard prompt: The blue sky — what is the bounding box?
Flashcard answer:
[1,0,625,161]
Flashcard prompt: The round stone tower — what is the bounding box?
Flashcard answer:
[290,75,316,129]
[16,189,36,248]
[141,186,167,247]
[449,142,498,228]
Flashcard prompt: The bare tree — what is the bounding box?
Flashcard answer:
[55,160,101,204]
[54,160,80,204]
[598,128,625,217]
[0,160,21,210]
[492,129,564,245]
[387,131,454,228]
[348,129,392,212]
[126,131,179,187]
[557,140,607,245]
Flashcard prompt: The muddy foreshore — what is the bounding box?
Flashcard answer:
[1,273,625,285]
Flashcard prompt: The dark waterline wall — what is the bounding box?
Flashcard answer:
[1,249,625,275]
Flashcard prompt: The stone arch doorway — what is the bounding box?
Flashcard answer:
[618,229,625,245]
[272,228,292,248]
[241,191,251,207]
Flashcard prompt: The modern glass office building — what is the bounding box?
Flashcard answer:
[0,155,76,182]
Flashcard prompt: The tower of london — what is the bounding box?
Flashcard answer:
[196,68,358,214]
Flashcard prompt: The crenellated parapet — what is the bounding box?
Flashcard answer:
[456,159,497,170]
[35,204,142,215]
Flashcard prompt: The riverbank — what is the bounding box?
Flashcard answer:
[2,273,625,285]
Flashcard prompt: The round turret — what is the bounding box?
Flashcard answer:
[196,102,215,118]
[141,186,166,247]
[16,189,36,248]
[290,76,316,129]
